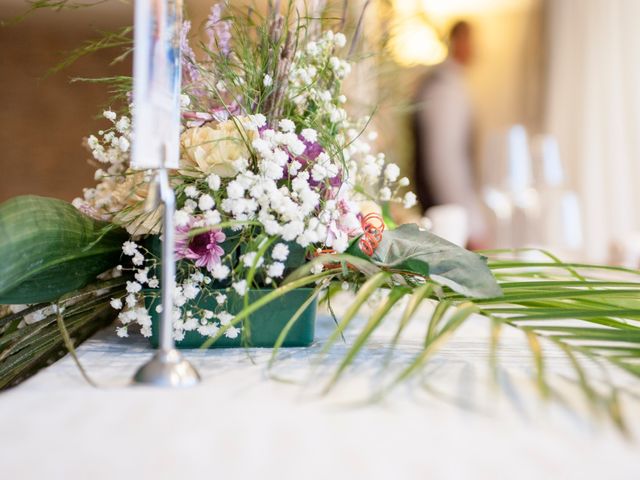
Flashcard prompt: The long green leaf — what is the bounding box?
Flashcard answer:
[0,196,127,304]
[324,287,407,392]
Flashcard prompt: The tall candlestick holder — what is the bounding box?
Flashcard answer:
[133,164,200,387]
[130,0,199,387]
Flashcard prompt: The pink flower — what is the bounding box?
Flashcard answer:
[175,225,226,272]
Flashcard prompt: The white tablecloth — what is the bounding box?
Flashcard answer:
[1,300,639,480]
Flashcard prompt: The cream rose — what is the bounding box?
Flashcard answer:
[110,171,162,235]
[180,120,253,178]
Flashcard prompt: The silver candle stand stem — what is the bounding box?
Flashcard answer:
[133,167,200,387]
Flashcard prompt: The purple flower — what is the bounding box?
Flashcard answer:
[206,4,232,56]
[180,21,199,83]
[176,224,226,272]
[294,137,343,190]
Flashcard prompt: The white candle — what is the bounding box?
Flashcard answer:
[131,0,183,170]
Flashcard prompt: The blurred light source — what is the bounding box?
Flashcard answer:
[388,0,534,66]
[389,19,447,66]
[420,0,532,18]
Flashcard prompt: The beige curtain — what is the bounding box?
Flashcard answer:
[545,0,640,261]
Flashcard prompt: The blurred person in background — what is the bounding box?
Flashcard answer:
[412,21,487,249]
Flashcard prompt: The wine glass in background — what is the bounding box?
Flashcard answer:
[481,125,540,249]
[481,131,513,248]
[531,134,584,258]
[505,125,541,247]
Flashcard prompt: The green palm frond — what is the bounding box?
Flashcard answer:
[313,250,640,431]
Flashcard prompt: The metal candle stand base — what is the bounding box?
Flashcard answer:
[132,168,200,388]
[133,348,200,387]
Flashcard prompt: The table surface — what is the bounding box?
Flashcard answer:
[1,298,639,480]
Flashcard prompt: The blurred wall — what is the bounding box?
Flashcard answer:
[0,1,132,203]
[545,0,640,261]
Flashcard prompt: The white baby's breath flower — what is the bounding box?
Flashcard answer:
[273,148,289,166]
[211,263,230,280]
[279,119,295,133]
[334,32,347,48]
[267,262,285,278]
[218,311,234,325]
[175,209,191,227]
[301,128,318,143]
[232,280,247,296]
[115,116,130,132]
[183,283,200,300]
[384,163,400,182]
[118,136,130,152]
[207,173,221,191]
[261,161,283,180]
[191,271,204,283]
[224,326,241,339]
[134,268,149,284]
[184,185,199,198]
[110,298,123,310]
[311,263,324,274]
[173,288,187,307]
[227,180,245,199]
[198,194,215,211]
[103,110,116,121]
[198,324,219,337]
[215,293,227,305]
[272,243,289,261]
[289,161,302,176]
[126,281,142,294]
[116,326,128,338]
[286,138,305,156]
[403,191,417,209]
[183,199,197,213]
[242,251,264,268]
[204,209,222,226]
[282,221,304,241]
[306,41,318,55]
[132,252,145,266]
[122,241,138,256]
[125,294,137,308]
[379,187,392,201]
[251,114,267,129]
[399,177,410,187]
[148,277,159,288]
[263,74,273,87]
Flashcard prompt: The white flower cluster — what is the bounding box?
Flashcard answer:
[110,241,161,338]
[340,125,416,208]
[111,240,281,341]
[174,117,362,255]
[288,31,350,128]
[72,110,135,219]
[78,24,420,343]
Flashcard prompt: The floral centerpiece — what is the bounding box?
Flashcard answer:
[68,2,499,346]
[1,1,639,430]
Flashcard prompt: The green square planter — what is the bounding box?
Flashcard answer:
[148,288,317,348]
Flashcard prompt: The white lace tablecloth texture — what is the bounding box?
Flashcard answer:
[1,298,639,480]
